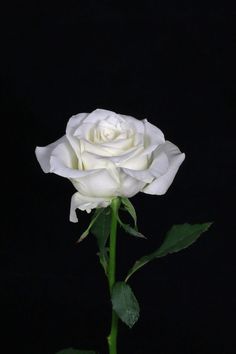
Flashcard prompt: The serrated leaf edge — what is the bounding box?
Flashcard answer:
[125,222,213,282]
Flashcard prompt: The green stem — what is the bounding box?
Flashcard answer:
[107,198,120,354]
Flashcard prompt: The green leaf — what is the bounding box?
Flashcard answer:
[111,281,140,328]
[121,197,137,226]
[91,207,111,248]
[56,348,97,354]
[118,198,146,239]
[91,207,112,274]
[121,223,146,239]
[77,227,91,243]
[97,247,109,274]
[125,222,213,281]
[77,209,103,243]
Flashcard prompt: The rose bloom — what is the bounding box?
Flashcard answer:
[35,109,185,222]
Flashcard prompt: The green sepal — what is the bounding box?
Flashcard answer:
[111,281,140,328]
[118,198,146,239]
[77,209,103,243]
[91,207,112,275]
[125,222,213,281]
[119,222,146,239]
[120,197,137,226]
[56,348,97,354]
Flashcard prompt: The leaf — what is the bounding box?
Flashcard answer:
[125,222,213,282]
[117,210,146,239]
[56,348,97,354]
[119,198,145,239]
[77,227,91,243]
[97,247,109,274]
[121,223,146,239]
[155,222,213,256]
[121,197,137,226]
[77,209,103,243]
[91,207,112,274]
[111,281,140,328]
[91,207,111,249]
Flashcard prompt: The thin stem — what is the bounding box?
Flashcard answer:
[107,198,120,354]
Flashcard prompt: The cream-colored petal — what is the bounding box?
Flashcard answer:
[49,141,98,179]
[149,148,169,178]
[71,168,119,198]
[138,119,166,157]
[35,136,69,173]
[119,172,146,197]
[143,141,185,195]
[120,113,145,135]
[66,113,89,168]
[109,145,143,165]
[70,192,112,222]
[144,119,165,145]
[83,108,121,124]
[81,151,120,183]
[66,112,89,134]
[80,138,136,158]
[119,152,148,170]
[121,167,153,183]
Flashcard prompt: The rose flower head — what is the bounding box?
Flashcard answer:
[35,109,185,222]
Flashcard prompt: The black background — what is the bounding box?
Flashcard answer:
[0,2,235,354]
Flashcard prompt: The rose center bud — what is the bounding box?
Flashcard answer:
[101,128,116,141]
[91,127,118,144]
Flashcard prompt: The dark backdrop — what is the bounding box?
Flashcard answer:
[0,2,235,354]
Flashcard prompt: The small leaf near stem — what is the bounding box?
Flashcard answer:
[117,198,146,239]
[125,222,213,282]
[91,208,111,249]
[120,197,137,226]
[118,219,146,239]
[77,209,104,243]
[91,207,112,275]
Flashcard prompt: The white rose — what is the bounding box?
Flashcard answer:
[35,109,185,222]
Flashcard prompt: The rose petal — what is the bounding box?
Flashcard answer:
[121,167,153,183]
[84,109,145,136]
[118,119,165,161]
[101,136,134,150]
[81,151,120,183]
[66,112,89,166]
[71,168,119,197]
[49,140,98,178]
[70,192,112,222]
[119,172,146,197]
[149,148,169,177]
[73,121,93,140]
[35,136,69,173]
[109,145,143,165]
[118,151,148,170]
[84,108,121,124]
[120,147,169,183]
[120,114,145,135]
[142,119,165,155]
[142,141,185,195]
[144,119,165,144]
[80,137,135,157]
[66,112,89,134]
